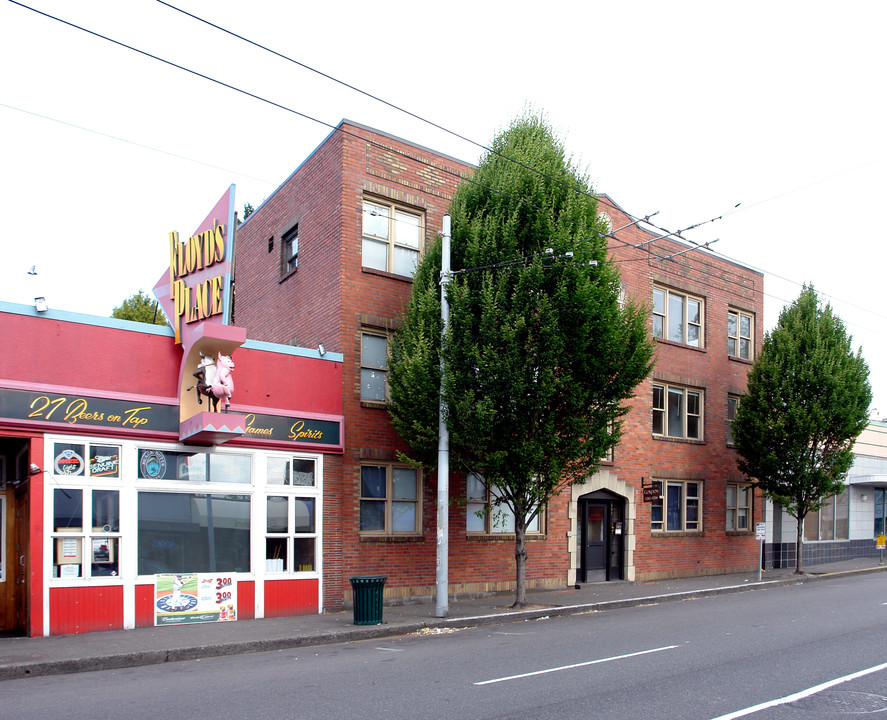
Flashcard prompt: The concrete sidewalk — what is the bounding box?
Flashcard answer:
[3,558,885,681]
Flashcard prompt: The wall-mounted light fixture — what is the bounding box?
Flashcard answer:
[318,343,326,357]
[34,297,48,312]
[29,463,42,476]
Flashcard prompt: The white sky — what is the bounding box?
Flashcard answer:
[2,0,885,415]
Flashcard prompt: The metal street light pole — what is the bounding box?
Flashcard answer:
[436,214,451,618]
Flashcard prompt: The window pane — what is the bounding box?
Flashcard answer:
[737,508,748,530]
[294,498,315,533]
[89,445,120,478]
[491,505,515,533]
[740,315,751,338]
[54,443,86,476]
[727,313,737,337]
[726,485,736,508]
[363,202,389,238]
[728,338,736,356]
[666,483,682,531]
[687,299,700,325]
[92,489,119,532]
[266,537,287,571]
[466,502,486,532]
[393,246,419,276]
[137,493,251,574]
[91,536,119,576]
[835,490,849,539]
[292,459,316,486]
[54,537,82,576]
[55,488,82,531]
[362,237,388,270]
[209,454,251,484]
[393,468,417,500]
[360,500,385,531]
[653,315,664,338]
[653,409,664,435]
[737,486,748,507]
[267,496,288,533]
[667,388,684,437]
[804,509,819,541]
[361,466,386,498]
[395,210,420,248]
[361,369,386,402]
[653,288,665,314]
[267,457,290,485]
[362,334,387,369]
[687,324,700,347]
[467,474,486,502]
[687,392,700,416]
[875,489,884,536]
[392,501,416,532]
[740,339,750,359]
[293,538,315,571]
[668,293,684,342]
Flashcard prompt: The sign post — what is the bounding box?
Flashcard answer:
[755,522,766,581]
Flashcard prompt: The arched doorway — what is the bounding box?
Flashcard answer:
[578,489,625,582]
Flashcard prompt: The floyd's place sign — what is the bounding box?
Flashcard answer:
[0,387,341,448]
[168,221,228,339]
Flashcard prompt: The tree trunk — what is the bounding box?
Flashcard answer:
[795,513,804,574]
[512,515,528,609]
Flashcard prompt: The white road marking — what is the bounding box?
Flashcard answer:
[474,645,679,686]
[375,647,404,652]
[709,660,887,720]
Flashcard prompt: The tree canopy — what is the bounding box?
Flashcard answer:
[111,290,168,326]
[388,114,654,606]
[732,285,871,572]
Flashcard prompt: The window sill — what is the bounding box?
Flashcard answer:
[360,400,388,410]
[359,534,424,542]
[466,534,547,541]
[279,267,297,283]
[727,355,754,366]
[652,435,706,445]
[362,266,414,283]
[653,338,706,353]
[726,530,753,537]
[650,531,704,538]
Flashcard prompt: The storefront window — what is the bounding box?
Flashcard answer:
[265,495,316,572]
[137,449,250,483]
[267,456,316,486]
[137,492,251,574]
[52,487,120,578]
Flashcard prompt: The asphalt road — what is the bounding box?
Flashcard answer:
[5,572,887,719]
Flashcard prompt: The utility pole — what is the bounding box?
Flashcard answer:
[436,215,451,618]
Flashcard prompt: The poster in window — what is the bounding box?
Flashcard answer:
[155,573,238,626]
[89,445,120,477]
[54,443,85,476]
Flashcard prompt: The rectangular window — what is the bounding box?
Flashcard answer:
[52,487,121,579]
[804,489,849,541]
[360,465,420,535]
[265,495,316,572]
[651,480,702,532]
[465,474,541,535]
[137,449,251,483]
[652,286,704,347]
[360,332,388,403]
[137,492,251,574]
[726,395,740,446]
[726,483,751,530]
[362,199,423,277]
[282,224,299,274]
[652,383,703,439]
[728,309,753,360]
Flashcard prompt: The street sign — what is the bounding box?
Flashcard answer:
[755,522,766,540]
[877,534,886,550]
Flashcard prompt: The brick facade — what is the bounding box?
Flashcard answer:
[233,121,764,606]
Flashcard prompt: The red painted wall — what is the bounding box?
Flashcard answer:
[264,578,319,617]
[49,585,124,634]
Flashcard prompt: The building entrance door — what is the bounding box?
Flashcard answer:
[0,439,30,635]
[579,492,625,583]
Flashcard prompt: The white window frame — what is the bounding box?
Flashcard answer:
[726,483,751,531]
[359,464,421,536]
[651,479,702,532]
[362,198,424,277]
[360,331,388,403]
[466,474,542,536]
[263,454,322,575]
[652,383,703,440]
[727,308,753,360]
[652,286,704,347]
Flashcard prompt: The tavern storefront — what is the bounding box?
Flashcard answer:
[0,187,344,636]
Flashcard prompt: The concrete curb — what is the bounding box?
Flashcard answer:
[2,566,883,681]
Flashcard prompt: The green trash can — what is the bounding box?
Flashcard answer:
[350,576,387,625]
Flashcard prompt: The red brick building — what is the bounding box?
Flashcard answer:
[233,120,764,607]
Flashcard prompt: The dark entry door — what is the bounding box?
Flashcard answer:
[580,495,625,583]
[583,503,607,582]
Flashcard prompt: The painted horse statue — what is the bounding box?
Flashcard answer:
[189,352,235,412]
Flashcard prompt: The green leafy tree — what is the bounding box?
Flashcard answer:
[389,115,654,607]
[237,202,255,226]
[732,285,871,573]
[111,290,168,326]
